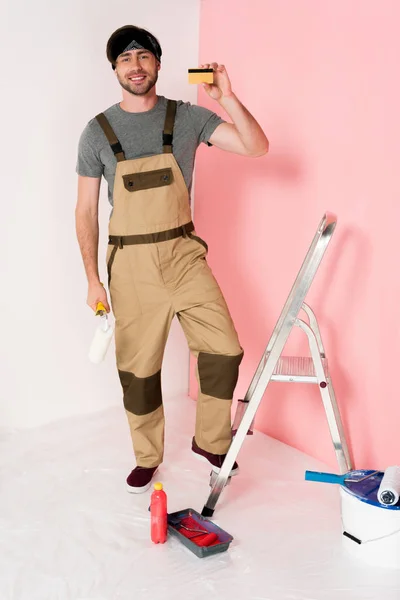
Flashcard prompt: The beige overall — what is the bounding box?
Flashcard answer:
[96,100,243,468]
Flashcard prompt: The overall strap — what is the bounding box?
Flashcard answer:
[95,113,126,162]
[162,100,177,154]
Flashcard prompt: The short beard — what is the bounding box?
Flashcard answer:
[117,71,158,96]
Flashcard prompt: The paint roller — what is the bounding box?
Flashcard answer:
[377,466,400,506]
[88,301,114,364]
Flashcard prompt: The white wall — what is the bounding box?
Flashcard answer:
[0,0,200,428]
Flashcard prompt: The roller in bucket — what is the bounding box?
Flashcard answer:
[88,300,114,364]
[340,468,400,568]
[306,467,400,567]
[377,466,400,506]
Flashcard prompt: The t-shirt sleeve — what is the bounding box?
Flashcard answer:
[187,103,226,146]
[76,122,104,177]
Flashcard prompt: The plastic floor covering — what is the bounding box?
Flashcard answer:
[1,394,399,600]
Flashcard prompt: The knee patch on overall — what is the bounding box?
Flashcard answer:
[197,351,244,399]
[118,369,162,415]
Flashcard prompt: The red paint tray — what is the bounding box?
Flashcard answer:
[167,508,233,558]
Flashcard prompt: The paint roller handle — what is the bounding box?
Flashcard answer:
[95,302,106,315]
[87,281,110,314]
[305,470,345,484]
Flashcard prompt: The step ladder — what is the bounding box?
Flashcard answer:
[201,212,353,517]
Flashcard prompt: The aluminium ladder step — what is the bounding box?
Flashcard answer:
[271,355,329,383]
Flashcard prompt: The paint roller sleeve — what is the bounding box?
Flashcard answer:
[88,316,114,364]
[378,466,400,506]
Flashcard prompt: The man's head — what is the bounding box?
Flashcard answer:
[106,25,162,96]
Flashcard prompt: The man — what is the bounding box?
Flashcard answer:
[75,25,269,493]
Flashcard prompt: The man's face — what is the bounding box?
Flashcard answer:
[115,49,160,96]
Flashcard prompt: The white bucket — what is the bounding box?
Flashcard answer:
[340,487,400,568]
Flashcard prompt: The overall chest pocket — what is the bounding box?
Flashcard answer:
[122,168,174,192]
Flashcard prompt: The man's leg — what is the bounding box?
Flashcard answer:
[115,302,175,469]
[177,294,243,465]
[108,243,175,490]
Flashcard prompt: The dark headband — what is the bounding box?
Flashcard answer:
[122,37,160,61]
[108,28,162,68]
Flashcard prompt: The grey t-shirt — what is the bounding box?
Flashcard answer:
[76,95,225,206]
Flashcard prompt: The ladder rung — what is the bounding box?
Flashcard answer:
[271,356,328,383]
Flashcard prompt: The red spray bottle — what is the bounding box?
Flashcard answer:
[150,482,167,544]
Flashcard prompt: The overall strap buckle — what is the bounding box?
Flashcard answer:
[109,235,124,249]
[95,113,126,162]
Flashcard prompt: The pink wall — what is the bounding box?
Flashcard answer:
[190,0,400,469]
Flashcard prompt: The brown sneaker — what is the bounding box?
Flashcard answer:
[126,466,158,494]
[191,437,239,476]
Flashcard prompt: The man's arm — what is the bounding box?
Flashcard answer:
[75,175,110,312]
[201,62,269,157]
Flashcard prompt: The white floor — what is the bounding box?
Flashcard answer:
[1,395,399,600]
